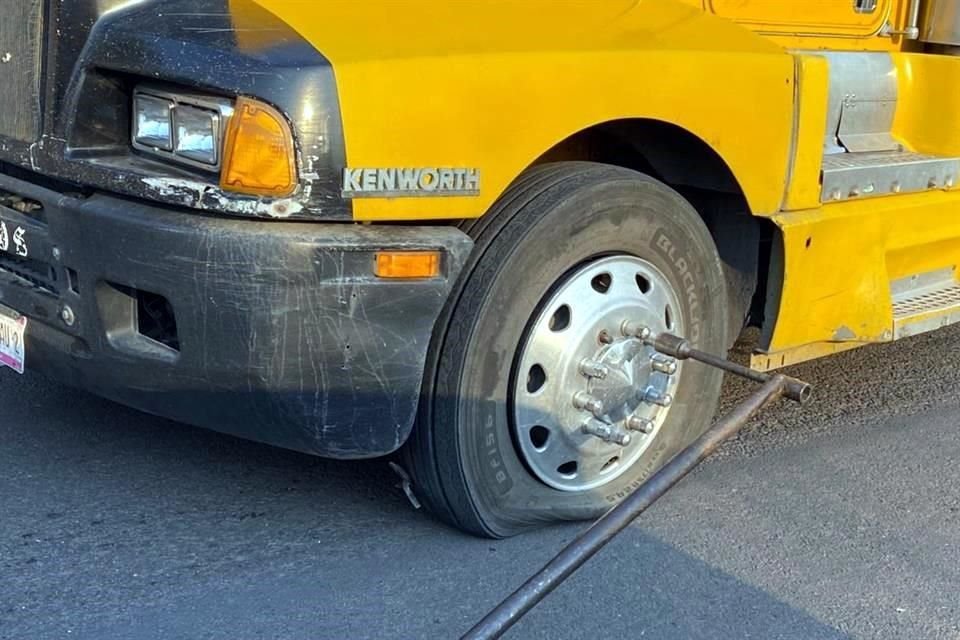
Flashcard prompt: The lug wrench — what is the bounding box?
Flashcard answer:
[648,332,811,403]
[461,334,811,640]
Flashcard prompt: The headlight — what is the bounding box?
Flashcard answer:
[174,104,220,166]
[132,87,232,171]
[133,94,173,151]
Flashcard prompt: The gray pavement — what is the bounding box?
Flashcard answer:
[3,326,960,639]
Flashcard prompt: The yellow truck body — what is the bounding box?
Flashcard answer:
[253,0,960,369]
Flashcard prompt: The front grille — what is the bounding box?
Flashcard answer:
[0,0,44,142]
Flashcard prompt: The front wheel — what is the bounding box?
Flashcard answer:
[406,163,729,538]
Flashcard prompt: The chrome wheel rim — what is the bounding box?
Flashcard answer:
[512,255,684,492]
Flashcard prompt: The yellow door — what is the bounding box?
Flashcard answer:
[706,0,892,38]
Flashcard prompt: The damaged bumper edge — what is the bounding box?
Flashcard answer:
[0,171,472,458]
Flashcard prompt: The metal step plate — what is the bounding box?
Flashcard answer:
[891,269,960,338]
[821,151,960,202]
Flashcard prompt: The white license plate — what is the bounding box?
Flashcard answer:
[0,307,26,374]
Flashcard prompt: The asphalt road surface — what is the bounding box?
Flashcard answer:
[3,327,960,639]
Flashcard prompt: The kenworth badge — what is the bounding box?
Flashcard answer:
[341,168,480,198]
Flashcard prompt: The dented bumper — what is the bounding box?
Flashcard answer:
[0,172,472,458]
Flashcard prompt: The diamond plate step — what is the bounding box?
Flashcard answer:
[821,151,960,203]
[893,283,960,318]
[891,271,960,339]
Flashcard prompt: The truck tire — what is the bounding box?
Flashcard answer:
[406,162,729,538]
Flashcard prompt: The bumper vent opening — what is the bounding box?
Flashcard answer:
[97,282,179,361]
[0,253,58,294]
[136,289,179,352]
[0,187,44,222]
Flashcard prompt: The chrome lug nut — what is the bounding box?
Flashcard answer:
[643,388,673,407]
[621,320,651,340]
[573,391,604,416]
[582,421,631,446]
[626,415,654,434]
[651,354,678,375]
[579,359,609,379]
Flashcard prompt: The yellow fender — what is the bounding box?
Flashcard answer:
[249,0,796,221]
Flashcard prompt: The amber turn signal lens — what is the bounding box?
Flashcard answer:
[374,251,442,279]
[220,97,297,197]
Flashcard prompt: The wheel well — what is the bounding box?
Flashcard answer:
[532,119,778,344]
[535,119,739,195]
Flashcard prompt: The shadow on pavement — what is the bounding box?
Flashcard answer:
[2,371,846,639]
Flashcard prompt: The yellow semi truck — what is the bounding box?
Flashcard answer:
[1,0,958,536]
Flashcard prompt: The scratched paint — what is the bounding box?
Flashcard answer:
[141,177,305,218]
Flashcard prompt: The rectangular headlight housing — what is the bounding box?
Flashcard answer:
[174,104,220,166]
[133,94,173,151]
[132,87,233,171]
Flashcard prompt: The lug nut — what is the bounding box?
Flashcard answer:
[579,359,609,379]
[643,388,673,407]
[582,421,631,446]
[573,391,603,416]
[651,354,678,375]
[598,330,615,345]
[621,321,651,340]
[626,415,654,434]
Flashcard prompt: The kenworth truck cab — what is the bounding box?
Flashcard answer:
[2,0,960,537]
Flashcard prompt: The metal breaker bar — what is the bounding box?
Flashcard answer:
[462,333,812,640]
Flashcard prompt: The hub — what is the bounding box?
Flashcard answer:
[512,255,683,492]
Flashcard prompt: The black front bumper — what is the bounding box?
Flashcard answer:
[0,172,472,458]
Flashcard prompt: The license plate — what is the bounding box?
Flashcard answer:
[0,306,26,374]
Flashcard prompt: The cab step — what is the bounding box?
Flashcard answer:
[821,151,960,203]
[891,268,960,338]
[816,52,960,204]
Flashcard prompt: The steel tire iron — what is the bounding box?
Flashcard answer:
[462,331,812,640]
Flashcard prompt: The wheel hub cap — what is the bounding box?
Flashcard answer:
[512,255,684,492]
